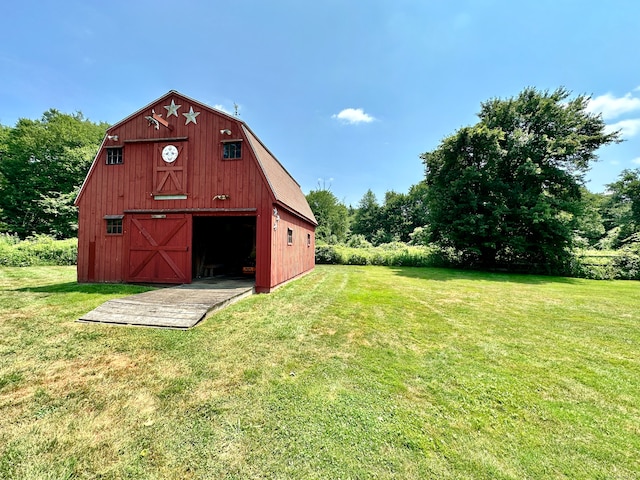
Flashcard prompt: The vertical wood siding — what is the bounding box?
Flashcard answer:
[266,207,315,291]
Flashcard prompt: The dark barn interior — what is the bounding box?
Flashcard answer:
[192,216,256,279]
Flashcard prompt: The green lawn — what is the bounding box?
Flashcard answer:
[0,265,638,479]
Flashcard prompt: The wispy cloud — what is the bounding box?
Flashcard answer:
[332,108,376,125]
[632,157,640,165]
[605,118,640,138]
[213,102,241,116]
[214,104,232,114]
[587,91,640,120]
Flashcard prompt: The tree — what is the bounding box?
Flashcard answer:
[376,191,406,244]
[377,183,430,243]
[574,189,606,248]
[405,181,430,230]
[422,87,620,272]
[305,187,349,244]
[351,189,381,243]
[603,168,640,247]
[0,110,108,238]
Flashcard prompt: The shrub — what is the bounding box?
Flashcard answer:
[571,247,640,280]
[409,226,430,246]
[315,242,640,280]
[0,234,77,266]
[346,234,372,248]
[315,243,445,268]
[609,243,640,280]
[315,245,345,265]
[346,252,369,265]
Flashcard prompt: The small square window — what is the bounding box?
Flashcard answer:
[106,147,123,165]
[106,218,123,235]
[287,228,293,245]
[223,142,242,159]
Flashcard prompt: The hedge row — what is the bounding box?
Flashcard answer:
[316,243,640,280]
[0,234,77,266]
[315,243,449,268]
[574,246,640,280]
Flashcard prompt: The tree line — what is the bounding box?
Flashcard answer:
[307,88,640,274]
[1,88,639,276]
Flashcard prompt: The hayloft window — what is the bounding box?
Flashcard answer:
[287,228,293,245]
[223,141,242,159]
[106,147,123,165]
[104,215,124,235]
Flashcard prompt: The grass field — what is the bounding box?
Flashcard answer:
[0,265,638,479]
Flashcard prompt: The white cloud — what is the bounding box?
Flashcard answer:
[332,108,376,125]
[605,118,640,138]
[214,103,241,116]
[214,104,232,114]
[587,92,640,120]
[632,157,640,165]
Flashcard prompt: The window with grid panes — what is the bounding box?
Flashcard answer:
[223,142,241,159]
[106,218,123,235]
[106,147,123,165]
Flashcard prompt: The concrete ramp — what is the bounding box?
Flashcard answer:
[78,278,254,329]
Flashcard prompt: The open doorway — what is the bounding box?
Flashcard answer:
[192,216,256,279]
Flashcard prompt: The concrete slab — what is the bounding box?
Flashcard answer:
[78,278,255,329]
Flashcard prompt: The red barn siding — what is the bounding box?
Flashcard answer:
[76,91,316,291]
[267,207,315,290]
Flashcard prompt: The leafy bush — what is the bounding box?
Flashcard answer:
[315,244,346,265]
[346,252,369,265]
[609,243,640,280]
[408,226,430,246]
[315,242,640,280]
[346,234,372,248]
[0,234,77,266]
[315,243,446,268]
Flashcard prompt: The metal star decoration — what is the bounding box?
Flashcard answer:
[164,99,181,118]
[183,106,200,125]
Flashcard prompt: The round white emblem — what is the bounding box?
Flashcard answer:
[161,145,178,163]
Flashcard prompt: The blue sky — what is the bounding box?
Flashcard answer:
[2,0,640,206]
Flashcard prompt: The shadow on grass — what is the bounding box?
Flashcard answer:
[389,266,582,285]
[13,282,155,295]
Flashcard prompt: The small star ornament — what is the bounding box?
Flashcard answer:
[164,99,181,118]
[183,106,200,125]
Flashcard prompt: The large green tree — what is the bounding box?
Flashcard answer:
[422,87,620,272]
[305,187,349,244]
[0,110,108,238]
[351,189,382,243]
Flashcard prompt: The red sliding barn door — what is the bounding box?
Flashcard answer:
[126,214,192,283]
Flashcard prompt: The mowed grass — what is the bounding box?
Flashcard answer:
[0,266,639,479]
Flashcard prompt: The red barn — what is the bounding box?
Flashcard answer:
[75,91,316,293]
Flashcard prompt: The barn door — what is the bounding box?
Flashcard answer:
[126,214,191,284]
